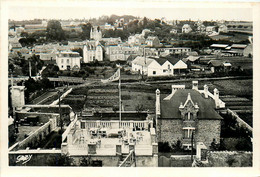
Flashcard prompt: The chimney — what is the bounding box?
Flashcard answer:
[214,88,220,108]
[155,89,160,116]
[192,81,198,90]
[204,85,208,98]
[172,85,185,94]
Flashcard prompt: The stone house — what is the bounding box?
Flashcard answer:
[145,36,160,47]
[156,81,224,150]
[83,40,103,63]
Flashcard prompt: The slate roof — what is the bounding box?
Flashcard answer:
[150,56,182,66]
[131,56,154,67]
[231,44,247,49]
[160,89,223,120]
[183,56,200,62]
[210,44,229,48]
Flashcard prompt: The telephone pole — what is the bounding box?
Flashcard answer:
[58,90,63,132]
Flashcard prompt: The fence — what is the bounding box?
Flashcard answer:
[80,120,149,130]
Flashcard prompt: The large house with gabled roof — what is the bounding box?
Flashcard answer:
[155,81,225,150]
[131,56,187,77]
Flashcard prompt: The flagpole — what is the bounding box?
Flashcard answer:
[119,67,121,128]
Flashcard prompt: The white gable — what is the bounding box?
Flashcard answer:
[172,60,187,69]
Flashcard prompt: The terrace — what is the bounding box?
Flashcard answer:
[62,115,156,157]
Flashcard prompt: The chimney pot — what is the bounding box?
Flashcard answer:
[192,81,198,90]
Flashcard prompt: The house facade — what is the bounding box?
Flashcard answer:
[56,51,81,71]
[131,56,154,75]
[145,36,160,47]
[156,81,225,150]
[148,57,187,77]
[131,56,187,77]
[182,24,192,33]
[105,45,125,61]
[83,41,103,63]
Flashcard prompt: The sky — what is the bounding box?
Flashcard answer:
[7,2,253,21]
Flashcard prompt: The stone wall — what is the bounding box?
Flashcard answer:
[196,119,221,148]
[207,151,252,167]
[170,155,192,167]
[9,151,61,166]
[10,118,57,151]
[71,155,120,167]
[16,112,59,124]
[158,118,221,149]
[157,119,183,143]
[136,155,158,167]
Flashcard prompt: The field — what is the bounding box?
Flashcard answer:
[209,33,251,43]
[67,78,252,113]
[200,57,253,70]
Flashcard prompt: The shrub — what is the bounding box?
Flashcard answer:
[158,142,173,152]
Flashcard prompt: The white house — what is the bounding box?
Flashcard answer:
[128,34,145,46]
[147,57,187,77]
[182,24,192,33]
[145,36,160,47]
[131,56,187,77]
[105,45,124,61]
[83,40,103,63]
[218,24,228,33]
[56,51,81,71]
[131,56,154,75]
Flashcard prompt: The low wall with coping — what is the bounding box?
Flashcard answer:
[50,88,73,105]
[227,109,252,133]
[16,112,59,124]
[9,118,57,151]
[9,149,61,166]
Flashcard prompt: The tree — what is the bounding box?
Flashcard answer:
[20,32,29,38]
[46,20,65,41]
[71,48,83,57]
[42,64,59,77]
[81,22,92,40]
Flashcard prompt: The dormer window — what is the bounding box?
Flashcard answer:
[179,93,199,120]
[185,112,193,120]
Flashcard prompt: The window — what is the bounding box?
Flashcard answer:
[67,59,69,64]
[183,128,195,138]
[61,65,63,68]
[61,59,64,63]
[153,71,156,75]
[168,64,170,70]
[185,112,194,120]
[81,122,86,129]
[163,69,167,73]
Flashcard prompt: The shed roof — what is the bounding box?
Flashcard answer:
[210,44,229,48]
[231,44,247,49]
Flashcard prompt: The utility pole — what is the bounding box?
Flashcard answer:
[118,67,121,128]
[58,91,63,132]
[29,60,32,77]
[191,131,194,162]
